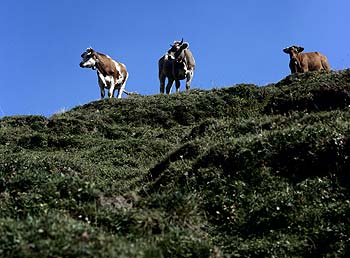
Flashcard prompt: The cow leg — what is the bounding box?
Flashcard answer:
[108,86,115,98]
[116,82,126,99]
[100,86,105,99]
[301,67,308,73]
[185,70,194,91]
[116,88,121,99]
[175,80,181,93]
[108,78,115,98]
[159,74,166,94]
[113,87,118,99]
[166,79,174,94]
[98,76,106,99]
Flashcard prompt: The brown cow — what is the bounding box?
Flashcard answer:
[283,45,331,74]
[80,48,129,99]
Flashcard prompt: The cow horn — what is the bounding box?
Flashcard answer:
[180,38,184,44]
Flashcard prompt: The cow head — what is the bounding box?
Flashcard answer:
[283,46,305,73]
[283,45,304,57]
[167,39,189,62]
[79,47,97,69]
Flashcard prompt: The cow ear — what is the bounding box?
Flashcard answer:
[179,42,189,51]
[297,46,304,53]
[283,48,290,54]
[87,48,94,55]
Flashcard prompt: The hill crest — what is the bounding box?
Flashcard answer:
[1,69,350,257]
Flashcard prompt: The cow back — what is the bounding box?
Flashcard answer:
[298,52,331,72]
[95,53,117,77]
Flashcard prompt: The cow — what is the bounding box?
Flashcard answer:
[79,48,129,99]
[283,45,331,74]
[158,39,196,94]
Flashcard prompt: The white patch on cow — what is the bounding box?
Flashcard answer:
[97,71,108,87]
[104,75,115,86]
[113,61,125,84]
[81,57,96,68]
[164,53,175,61]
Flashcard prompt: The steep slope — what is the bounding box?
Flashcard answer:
[1,69,350,257]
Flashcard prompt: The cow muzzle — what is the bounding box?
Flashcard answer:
[79,62,96,70]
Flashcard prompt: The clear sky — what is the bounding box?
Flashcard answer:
[1,0,349,117]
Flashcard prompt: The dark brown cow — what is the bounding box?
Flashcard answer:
[283,45,331,74]
[159,39,196,94]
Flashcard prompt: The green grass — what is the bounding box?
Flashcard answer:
[1,69,350,257]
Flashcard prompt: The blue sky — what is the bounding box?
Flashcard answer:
[1,0,349,117]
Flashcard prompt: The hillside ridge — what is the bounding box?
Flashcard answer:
[1,69,350,257]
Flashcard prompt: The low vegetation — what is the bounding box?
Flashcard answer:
[1,69,350,257]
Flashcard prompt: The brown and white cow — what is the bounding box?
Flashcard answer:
[80,48,129,99]
[283,45,331,74]
[159,39,196,94]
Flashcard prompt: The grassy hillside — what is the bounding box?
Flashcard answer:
[1,69,350,257]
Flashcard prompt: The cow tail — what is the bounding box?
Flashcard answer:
[123,90,140,96]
